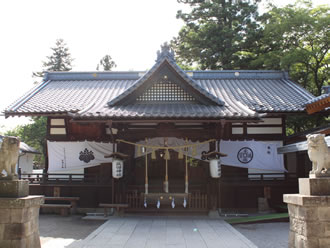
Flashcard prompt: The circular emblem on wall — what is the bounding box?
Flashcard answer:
[237,147,253,164]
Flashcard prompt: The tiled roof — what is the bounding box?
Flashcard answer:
[305,93,330,114]
[4,68,314,120]
[305,93,330,106]
[20,142,41,154]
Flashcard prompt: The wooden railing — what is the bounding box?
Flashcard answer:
[247,173,297,181]
[126,191,143,209]
[221,172,297,182]
[189,192,208,209]
[20,173,108,184]
[125,191,208,209]
[20,172,298,185]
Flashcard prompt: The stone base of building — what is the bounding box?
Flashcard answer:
[284,177,330,248]
[0,195,44,248]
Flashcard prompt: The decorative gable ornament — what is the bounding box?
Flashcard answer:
[136,81,196,103]
[156,42,175,62]
[107,44,225,108]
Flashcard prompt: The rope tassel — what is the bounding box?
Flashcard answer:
[164,149,170,160]
[192,145,197,157]
[151,148,156,160]
[178,148,184,159]
[137,145,141,157]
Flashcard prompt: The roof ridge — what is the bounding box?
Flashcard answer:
[45,71,143,81]
[191,70,289,80]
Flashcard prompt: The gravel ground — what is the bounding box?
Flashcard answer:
[234,222,289,248]
[39,214,105,248]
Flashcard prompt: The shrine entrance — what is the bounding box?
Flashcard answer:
[121,138,216,212]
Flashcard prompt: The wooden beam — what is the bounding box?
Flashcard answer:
[306,96,330,114]
[69,119,261,124]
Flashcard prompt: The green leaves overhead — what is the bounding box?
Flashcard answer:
[255,1,329,96]
[172,0,262,70]
[173,0,329,134]
[5,117,47,165]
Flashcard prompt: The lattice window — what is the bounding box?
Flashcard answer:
[136,82,196,102]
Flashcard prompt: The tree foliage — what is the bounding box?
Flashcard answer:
[253,1,330,134]
[254,0,329,96]
[7,39,75,166]
[96,54,117,71]
[173,0,329,135]
[5,117,47,165]
[172,0,262,70]
[33,39,74,82]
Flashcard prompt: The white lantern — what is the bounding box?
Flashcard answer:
[209,159,221,178]
[112,159,124,179]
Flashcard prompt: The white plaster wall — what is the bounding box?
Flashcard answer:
[232,127,243,134]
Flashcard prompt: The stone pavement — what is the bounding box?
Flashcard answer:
[67,216,257,248]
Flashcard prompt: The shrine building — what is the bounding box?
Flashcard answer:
[4,45,316,213]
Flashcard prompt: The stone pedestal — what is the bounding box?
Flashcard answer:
[0,179,44,248]
[0,180,29,198]
[284,177,330,248]
[0,195,44,248]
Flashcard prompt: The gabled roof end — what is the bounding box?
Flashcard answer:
[156,42,175,63]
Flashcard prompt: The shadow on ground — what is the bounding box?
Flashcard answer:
[39,214,105,247]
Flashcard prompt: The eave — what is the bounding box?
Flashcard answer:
[306,95,330,114]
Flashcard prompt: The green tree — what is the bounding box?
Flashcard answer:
[96,54,117,71]
[171,0,262,70]
[251,1,330,135]
[8,39,75,166]
[0,125,5,135]
[33,39,74,81]
[5,117,47,165]
[253,1,329,96]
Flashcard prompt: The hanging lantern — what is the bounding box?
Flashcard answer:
[209,159,221,178]
[112,158,124,178]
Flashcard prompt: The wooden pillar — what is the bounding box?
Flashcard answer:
[144,141,148,194]
[164,158,169,193]
[111,178,115,203]
[185,147,189,194]
[218,179,221,209]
